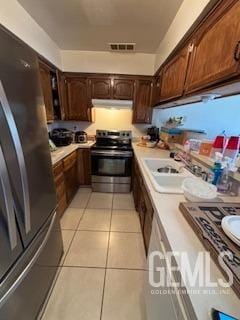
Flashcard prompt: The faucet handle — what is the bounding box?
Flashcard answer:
[192,165,202,177]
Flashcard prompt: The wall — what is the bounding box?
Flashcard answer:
[52,107,149,137]
[0,0,62,68]
[154,0,211,72]
[61,50,155,75]
[152,95,240,139]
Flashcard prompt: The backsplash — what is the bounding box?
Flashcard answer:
[152,95,240,139]
[50,107,149,137]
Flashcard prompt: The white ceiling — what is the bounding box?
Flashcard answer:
[17,0,183,53]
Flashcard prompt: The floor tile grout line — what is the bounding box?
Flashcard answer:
[60,189,91,266]
[39,191,90,318]
[99,193,114,320]
[59,265,147,271]
[61,228,141,234]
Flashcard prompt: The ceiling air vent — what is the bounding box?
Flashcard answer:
[109,43,136,52]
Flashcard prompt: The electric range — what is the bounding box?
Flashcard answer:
[179,202,240,298]
[91,130,133,193]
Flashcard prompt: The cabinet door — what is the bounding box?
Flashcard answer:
[132,159,143,211]
[132,79,153,124]
[66,77,91,121]
[139,196,146,230]
[160,45,190,102]
[63,152,79,202]
[143,213,152,254]
[64,164,78,203]
[78,149,91,185]
[38,62,54,122]
[185,0,240,93]
[53,161,67,217]
[153,75,162,106]
[113,79,134,100]
[57,70,67,120]
[90,78,112,99]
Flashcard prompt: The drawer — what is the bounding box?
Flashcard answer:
[53,161,64,177]
[63,151,77,171]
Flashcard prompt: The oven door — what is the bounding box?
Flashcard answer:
[91,150,133,177]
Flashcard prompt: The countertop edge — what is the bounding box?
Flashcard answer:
[51,142,95,166]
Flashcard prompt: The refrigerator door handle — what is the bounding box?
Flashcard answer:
[0,212,57,309]
[0,145,18,250]
[0,81,31,234]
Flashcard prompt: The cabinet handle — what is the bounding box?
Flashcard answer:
[234,41,240,61]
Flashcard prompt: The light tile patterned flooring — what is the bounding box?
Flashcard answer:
[42,189,147,320]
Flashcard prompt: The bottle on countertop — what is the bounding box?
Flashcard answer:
[210,131,228,158]
[223,135,240,165]
[216,157,231,193]
[211,152,223,186]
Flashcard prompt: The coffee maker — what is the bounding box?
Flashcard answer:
[147,126,159,142]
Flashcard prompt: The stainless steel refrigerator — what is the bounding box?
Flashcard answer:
[0,27,63,319]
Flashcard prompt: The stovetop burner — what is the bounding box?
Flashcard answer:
[179,202,240,298]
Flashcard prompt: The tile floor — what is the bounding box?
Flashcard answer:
[42,189,147,320]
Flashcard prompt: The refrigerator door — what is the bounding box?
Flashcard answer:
[0,145,24,281]
[0,211,63,320]
[0,27,57,246]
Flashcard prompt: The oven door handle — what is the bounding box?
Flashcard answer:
[91,150,133,157]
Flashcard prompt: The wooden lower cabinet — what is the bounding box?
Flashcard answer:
[63,151,79,203]
[53,161,67,217]
[53,148,91,214]
[132,159,154,254]
[77,149,91,185]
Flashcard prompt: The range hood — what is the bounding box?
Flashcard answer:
[92,99,133,109]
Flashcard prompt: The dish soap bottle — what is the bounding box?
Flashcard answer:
[211,152,223,186]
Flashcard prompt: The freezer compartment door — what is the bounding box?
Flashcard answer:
[0,27,57,246]
[0,212,63,320]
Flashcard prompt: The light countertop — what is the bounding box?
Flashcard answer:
[51,141,95,165]
[132,143,240,320]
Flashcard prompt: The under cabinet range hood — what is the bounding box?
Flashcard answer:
[92,99,133,109]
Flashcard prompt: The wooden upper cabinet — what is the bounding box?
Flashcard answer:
[160,45,191,102]
[38,61,54,122]
[113,79,134,100]
[185,0,240,93]
[132,79,153,124]
[57,70,67,120]
[90,78,112,99]
[153,75,162,106]
[66,77,92,121]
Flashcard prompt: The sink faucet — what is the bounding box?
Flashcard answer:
[176,153,209,180]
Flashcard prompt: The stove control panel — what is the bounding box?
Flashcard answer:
[96,130,132,139]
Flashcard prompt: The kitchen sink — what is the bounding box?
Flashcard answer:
[141,158,193,194]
